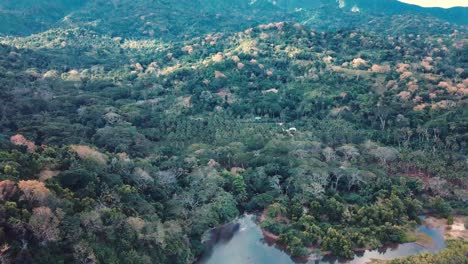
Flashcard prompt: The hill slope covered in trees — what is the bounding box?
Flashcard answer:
[0,0,467,38]
[0,1,467,263]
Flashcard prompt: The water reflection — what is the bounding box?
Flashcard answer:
[198,214,446,264]
[197,215,297,264]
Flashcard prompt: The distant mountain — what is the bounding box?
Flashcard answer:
[0,0,89,35]
[0,0,466,38]
[350,0,468,25]
[262,0,467,24]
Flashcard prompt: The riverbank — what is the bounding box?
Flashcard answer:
[259,209,281,242]
[198,213,464,264]
[256,212,462,263]
[424,216,468,240]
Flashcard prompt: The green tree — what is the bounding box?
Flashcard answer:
[432,196,452,217]
[232,175,247,201]
[321,228,353,258]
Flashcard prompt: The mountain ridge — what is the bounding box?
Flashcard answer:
[0,0,466,38]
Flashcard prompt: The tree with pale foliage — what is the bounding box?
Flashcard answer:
[70,145,108,165]
[322,147,336,162]
[18,180,51,206]
[369,146,399,165]
[337,145,360,162]
[29,207,61,244]
[73,241,97,264]
[10,134,36,153]
[289,166,329,201]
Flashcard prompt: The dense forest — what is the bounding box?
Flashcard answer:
[0,0,466,263]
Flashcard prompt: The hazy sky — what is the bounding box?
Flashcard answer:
[398,0,468,8]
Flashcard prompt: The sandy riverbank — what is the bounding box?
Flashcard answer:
[424,216,468,240]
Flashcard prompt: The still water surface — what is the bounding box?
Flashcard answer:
[198,215,445,264]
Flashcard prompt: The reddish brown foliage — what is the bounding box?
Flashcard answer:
[0,180,17,200]
[10,134,36,153]
[70,145,108,164]
[18,180,51,205]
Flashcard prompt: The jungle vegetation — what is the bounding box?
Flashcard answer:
[0,0,466,263]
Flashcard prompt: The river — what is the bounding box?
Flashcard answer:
[197,214,446,264]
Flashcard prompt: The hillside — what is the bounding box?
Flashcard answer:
[0,1,467,264]
[0,0,466,38]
